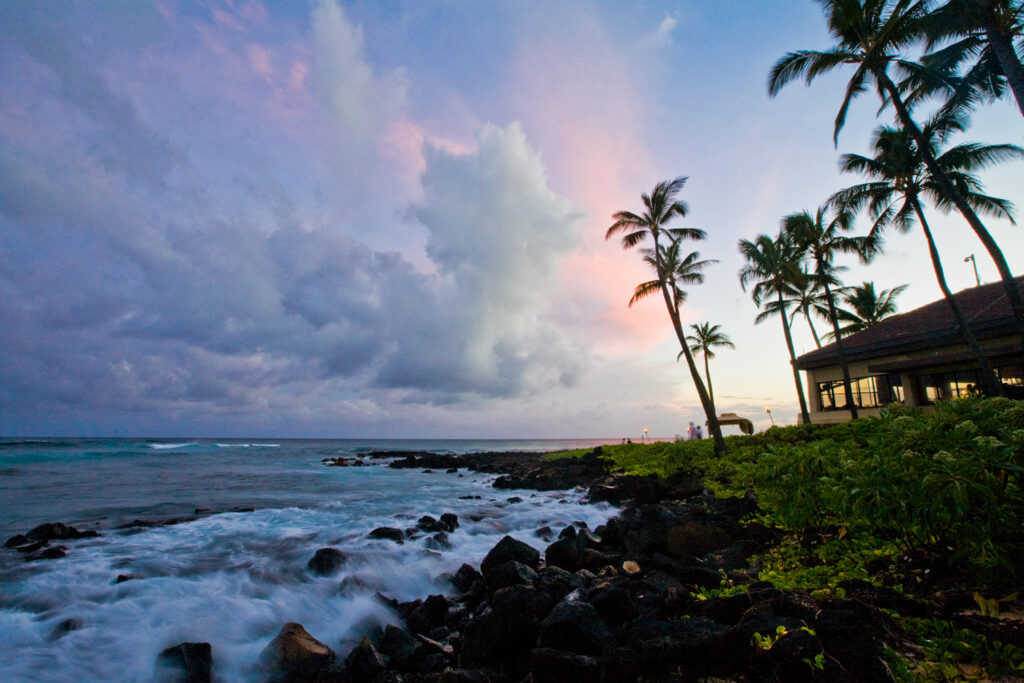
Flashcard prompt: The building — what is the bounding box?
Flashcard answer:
[793,277,1024,424]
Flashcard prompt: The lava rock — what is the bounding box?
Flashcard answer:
[480,535,540,575]
[450,563,483,593]
[258,622,334,682]
[484,560,538,592]
[307,547,347,575]
[530,648,600,683]
[344,636,385,682]
[368,527,405,543]
[158,642,213,683]
[538,598,612,656]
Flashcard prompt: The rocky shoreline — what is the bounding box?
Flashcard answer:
[272,449,892,681]
[8,448,1020,681]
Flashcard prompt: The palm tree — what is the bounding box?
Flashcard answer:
[768,0,1024,343]
[607,178,727,454]
[738,232,812,425]
[783,207,871,420]
[828,114,1021,394]
[784,266,841,349]
[685,323,735,406]
[828,281,908,338]
[923,0,1024,118]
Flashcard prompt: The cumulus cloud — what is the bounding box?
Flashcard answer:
[312,0,406,141]
[376,122,586,396]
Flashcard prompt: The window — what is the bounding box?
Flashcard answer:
[998,364,1023,386]
[816,375,896,410]
[922,369,982,403]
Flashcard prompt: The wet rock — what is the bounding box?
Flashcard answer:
[534,525,554,541]
[376,624,419,668]
[26,546,67,561]
[439,513,459,531]
[48,617,83,641]
[425,531,451,551]
[115,574,135,584]
[484,560,538,592]
[307,547,347,575]
[344,636,384,682]
[538,598,612,656]
[450,563,483,593]
[406,594,449,634]
[545,537,581,572]
[530,648,600,683]
[461,584,541,667]
[417,515,446,533]
[158,642,213,683]
[369,527,405,543]
[480,536,540,575]
[258,622,334,682]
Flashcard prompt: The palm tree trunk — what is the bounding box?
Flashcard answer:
[804,308,823,348]
[978,0,1024,118]
[778,290,812,424]
[911,198,1003,395]
[653,235,727,454]
[703,354,715,406]
[820,272,859,419]
[877,70,1024,349]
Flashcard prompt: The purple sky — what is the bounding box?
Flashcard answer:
[1,1,1021,438]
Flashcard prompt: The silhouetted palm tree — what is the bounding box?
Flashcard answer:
[829,114,1020,394]
[685,322,735,406]
[828,281,908,338]
[768,0,1024,341]
[923,0,1024,118]
[738,232,812,424]
[607,178,727,454]
[784,266,840,349]
[783,207,871,419]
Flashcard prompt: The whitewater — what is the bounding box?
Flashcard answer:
[0,438,620,681]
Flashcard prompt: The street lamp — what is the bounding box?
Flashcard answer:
[765,407,775,426]
[642,428,649,443]
[964,254,981,287]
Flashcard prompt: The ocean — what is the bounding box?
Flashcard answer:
[0,438,621,681]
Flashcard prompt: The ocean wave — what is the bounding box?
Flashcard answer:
[146,442,200,450]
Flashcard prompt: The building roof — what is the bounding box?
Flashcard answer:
[794,276,1024,371]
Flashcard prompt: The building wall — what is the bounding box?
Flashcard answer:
[799,333,1018,424]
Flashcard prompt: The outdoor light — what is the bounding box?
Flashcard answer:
[964,254,981,286]
[765,407,775,425]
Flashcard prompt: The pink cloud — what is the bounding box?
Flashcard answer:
[247,43,273,80]
[507,23,671,354]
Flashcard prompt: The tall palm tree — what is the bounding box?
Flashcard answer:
[685,322,735,406]
[738,232,812,425]
[607,178,727,454]
[768,0,1024,343]
[828,115,1021,394]
[784,207,871,420]
[828,281,908,338]
[923,0,1024,118]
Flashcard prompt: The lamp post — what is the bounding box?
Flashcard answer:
[642,428,648,444]
[964,254,981,287]
[765,407,775,426]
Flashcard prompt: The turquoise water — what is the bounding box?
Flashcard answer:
[0,437,619,681]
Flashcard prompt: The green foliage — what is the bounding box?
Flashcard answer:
[887,616,1024,681]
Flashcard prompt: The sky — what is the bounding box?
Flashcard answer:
[1,0,1021,439]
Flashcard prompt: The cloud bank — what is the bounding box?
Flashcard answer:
[0,1,585,434]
